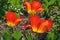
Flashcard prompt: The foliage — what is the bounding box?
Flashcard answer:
[2,29,12,40]
[12,30,22,40]
[26,33,33,40]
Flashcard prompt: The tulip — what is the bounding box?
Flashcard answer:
[23,16,53,33]
[24,0,44,14]
[5,11,22,27]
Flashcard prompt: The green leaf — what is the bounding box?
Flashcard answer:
[26,33,33,40]
[58,0,60,7]
[46,32,55,40]
[12,30,22,40]
[58,34,60,40]
[2,30,11,40]
[43,0,48,4]
[8,0,23,8]
[49,0,56,6]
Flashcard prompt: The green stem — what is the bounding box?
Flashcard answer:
[9,27,14,33]
[36,33,38,40]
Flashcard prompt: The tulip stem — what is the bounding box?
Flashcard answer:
[37,33,47,40]
[8,27,14,34]
[36,33,38,40]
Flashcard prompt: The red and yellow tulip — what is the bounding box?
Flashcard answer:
[24,0,44,14]
[23,16,53,33]
[5,11,22,27]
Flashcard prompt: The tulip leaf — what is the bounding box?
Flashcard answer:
[12,30,22,40]
[0,0,8,19]
[48,0,56,6]
[58,34,60,40]
[46,32,55,40]
[43,0,56,14]
[57,0,60,7]
[44,0,56,6]
[26,33,33,40]
[43,0,48,4]
[8,0,22,8]
[2,30,11,40]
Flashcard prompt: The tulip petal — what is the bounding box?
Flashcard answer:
[38,20,48,33]
[31,1,42,11]
[6,11,16,22]
[6,22,15,27]
[37,19,53,33]
[15,17,22,25]
[24,2,31,14]
[23,24,31,29]
[47,19,53,31]
[36,7,44,12]
[30,16,40,32]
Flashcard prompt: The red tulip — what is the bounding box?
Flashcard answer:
[5,11,22,27]
[23,15,53,33]
[24,0,44,14]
